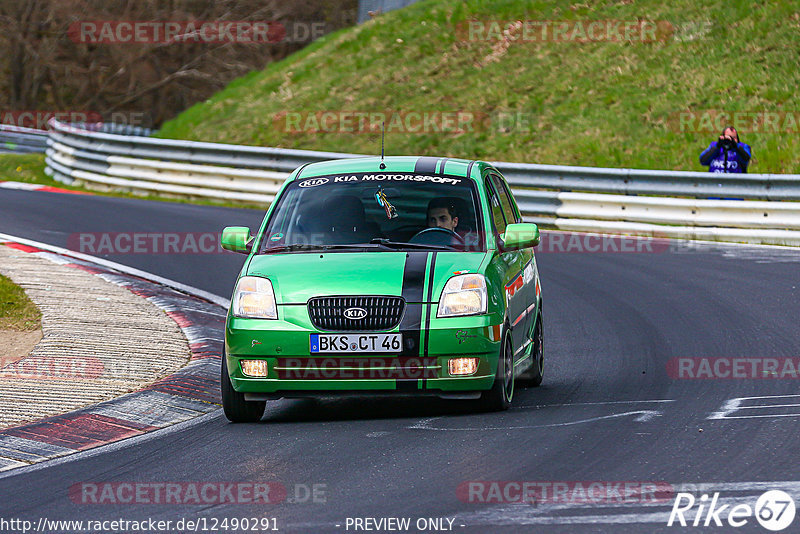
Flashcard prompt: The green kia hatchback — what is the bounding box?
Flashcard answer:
[220,156,543,422]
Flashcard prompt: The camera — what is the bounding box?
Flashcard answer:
[719,138,735,150]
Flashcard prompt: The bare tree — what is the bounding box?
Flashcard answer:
[0,0,357,127]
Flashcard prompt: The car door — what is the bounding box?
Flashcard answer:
[492,174,537,365]
[485,172,527,355]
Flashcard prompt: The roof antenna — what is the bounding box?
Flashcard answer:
[380,121,386,169]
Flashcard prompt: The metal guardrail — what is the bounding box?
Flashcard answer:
[502,163,800,201]
[64,122,154,137]
[1,123,152,155]
[0,125,48,154]
[45,119,357,204]
[42,119,800,246]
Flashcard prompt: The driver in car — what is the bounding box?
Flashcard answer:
[427,198,459,232]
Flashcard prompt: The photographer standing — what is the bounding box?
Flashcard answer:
[699,126,752,173]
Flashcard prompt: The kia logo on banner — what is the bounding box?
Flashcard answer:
[298,178,329,188]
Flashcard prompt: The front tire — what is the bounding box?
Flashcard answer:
[479,327,514,411]
[221,350,266,423]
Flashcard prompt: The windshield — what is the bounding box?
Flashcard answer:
[259,172,485,253]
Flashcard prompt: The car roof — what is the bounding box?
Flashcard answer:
[291,156,491,182]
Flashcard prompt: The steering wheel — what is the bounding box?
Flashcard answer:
[409,226,465,246]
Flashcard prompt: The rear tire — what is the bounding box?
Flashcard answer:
[520,309,544,387]
[479,328,514,411]
[221,350,266,423]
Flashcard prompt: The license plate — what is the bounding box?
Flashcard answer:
[310,333,403,354]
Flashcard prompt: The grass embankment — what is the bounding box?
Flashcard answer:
[0,154,56,187]
[0,273,40,332]
[156,0,800,173]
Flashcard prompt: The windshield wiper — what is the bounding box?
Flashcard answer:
[369,238,457,251]
[264,243,382,254]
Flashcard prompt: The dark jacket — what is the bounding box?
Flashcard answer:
[699,141,752,173]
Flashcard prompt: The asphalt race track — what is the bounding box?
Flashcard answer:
[2,188,800,533]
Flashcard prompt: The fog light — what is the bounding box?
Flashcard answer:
[240,359,269,377]
[449,357,479,376]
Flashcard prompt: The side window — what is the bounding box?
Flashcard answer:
[485,177,507,235]
[491,174,519,225]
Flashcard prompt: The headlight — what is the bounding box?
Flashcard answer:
[232,276,277,319]
[437,274,487,317]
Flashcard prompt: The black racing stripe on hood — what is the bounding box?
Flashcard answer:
[414,156,441,174]
[399,252,428,357]
[423,252,437,357]
[401,252,428,303]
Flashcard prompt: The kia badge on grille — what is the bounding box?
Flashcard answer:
[343,307,368,320]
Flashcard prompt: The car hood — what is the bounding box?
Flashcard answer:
[247,251,488,304]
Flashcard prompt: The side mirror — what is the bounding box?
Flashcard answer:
[221,226,253,254]
[500,223,540,250]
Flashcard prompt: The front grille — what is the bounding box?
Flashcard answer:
[308,296,405,331]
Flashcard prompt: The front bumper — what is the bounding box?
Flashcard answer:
[225,305,502,395]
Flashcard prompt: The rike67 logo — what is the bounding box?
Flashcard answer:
[668,490,795,531]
